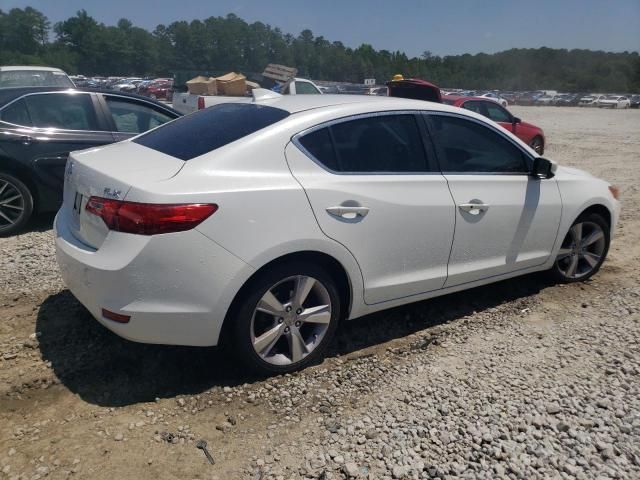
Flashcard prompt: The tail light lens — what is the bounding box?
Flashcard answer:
[197,97,205,110]
[85,197,217,235]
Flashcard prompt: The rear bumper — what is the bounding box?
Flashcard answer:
[54,209,254,346]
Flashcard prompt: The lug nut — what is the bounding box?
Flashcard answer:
[285,306,292,312]
[278,317,284,323]
[295,321,301,327]
[296,308,303,314]
[284,327,290,333]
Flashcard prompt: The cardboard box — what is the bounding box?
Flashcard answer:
[215,72,246,96]
[186,76,217,95]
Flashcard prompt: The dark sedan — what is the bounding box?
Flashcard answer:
[0,87,181,235]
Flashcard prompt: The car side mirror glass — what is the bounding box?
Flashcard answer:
[532,157,556,179]
[512,116,521,124]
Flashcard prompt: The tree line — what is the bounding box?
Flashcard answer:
[1,7,639,92]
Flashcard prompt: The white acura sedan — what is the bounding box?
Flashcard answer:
[55,92,620,374]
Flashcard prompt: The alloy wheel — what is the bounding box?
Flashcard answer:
[250,275,332,366]
[555,221,606,279]
[0,179,26,232]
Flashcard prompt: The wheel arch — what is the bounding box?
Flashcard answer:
[577,203,611,229]
[219,250,354,346]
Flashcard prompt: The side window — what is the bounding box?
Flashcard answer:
[428,114,528,173]
[294,81,320,94]
[105,97,174,134]
[298,128,338,170]
[298,114,430,173]
[0,99,32,126]
[485,102,511,123]
[23,93,99,130]
[461,101,485,115]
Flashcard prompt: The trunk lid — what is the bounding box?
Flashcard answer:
[63,141,184,249]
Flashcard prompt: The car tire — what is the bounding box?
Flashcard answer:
[529,136,544,155]
[0,172,34,237]
[550,212,610,283]
[229,261,341,375]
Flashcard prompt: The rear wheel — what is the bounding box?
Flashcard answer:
[0,173,33,237]
[551,213,609,283]
[230,262,341,375]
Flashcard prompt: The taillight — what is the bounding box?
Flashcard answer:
[197,97,205,110]
[85,197,217,235]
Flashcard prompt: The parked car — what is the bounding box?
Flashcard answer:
[514,91,541,106]
[365,86,388,96]
[551,94,571,105]
[173,78,322,115]
[578,94,605,107]
[597,95,631,109]
[442,96,545,153]
[111,78,143,93]
[138,80,173,100]
[54,94,619,375]
[0,66,75,88]
[630,95,640,108]
[0,87,181,235]
[477,92,508,107]
[534,94,556,105]
[554,93,584,106]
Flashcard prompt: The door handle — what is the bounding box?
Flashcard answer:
[20,135,34,145]
[458,203,489,215]
[326,206,370,219]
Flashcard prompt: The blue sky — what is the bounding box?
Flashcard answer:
[3,0,639,57]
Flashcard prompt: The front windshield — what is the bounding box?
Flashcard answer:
[0,70,74,88]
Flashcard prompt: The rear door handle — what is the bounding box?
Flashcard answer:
[20,135,33,145]
[326,206,370,219]
[458,203,490,215]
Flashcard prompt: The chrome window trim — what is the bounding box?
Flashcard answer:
[291,110,440,176]
[0,91,109,134]
[424,110,535,176]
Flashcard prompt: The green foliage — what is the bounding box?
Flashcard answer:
[1,7,639,92]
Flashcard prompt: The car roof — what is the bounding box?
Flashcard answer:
[254,94,462,115]
[0,87,181,115]
[0,66,66,72]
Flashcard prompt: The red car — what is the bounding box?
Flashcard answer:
[442,96,545,154]
[138,80,173,100]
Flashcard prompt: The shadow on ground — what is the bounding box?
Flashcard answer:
[17,212,56,235]
[36,272,553,407]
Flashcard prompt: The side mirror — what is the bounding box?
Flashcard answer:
[512,116,521,124]
[531,157,556,179]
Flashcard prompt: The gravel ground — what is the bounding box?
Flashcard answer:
[0,106,639,479]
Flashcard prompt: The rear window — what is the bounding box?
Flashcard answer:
[0,70,74,88]
[133,103,290,160]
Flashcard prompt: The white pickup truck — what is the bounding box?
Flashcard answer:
[172,77,322,115]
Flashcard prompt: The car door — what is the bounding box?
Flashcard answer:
[99,94,178,141]
[482,101,516,133]
[286,112,456,304]
[0,92,113,204]
[425,112,561,287]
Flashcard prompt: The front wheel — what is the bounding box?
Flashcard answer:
[0,173,34,237]
[551,213,609,283]
[229,262,341,375]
